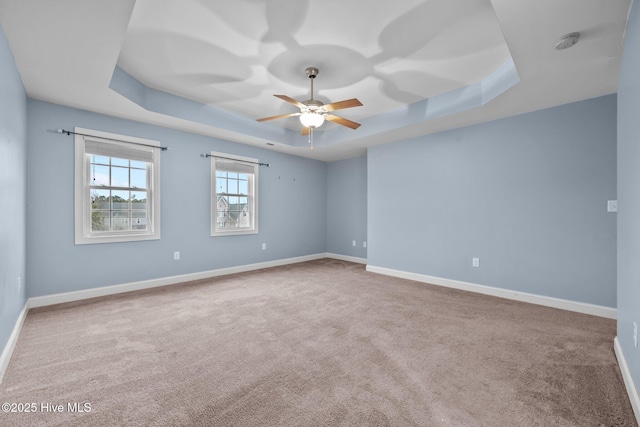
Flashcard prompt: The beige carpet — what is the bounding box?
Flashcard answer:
[0,259,636,426]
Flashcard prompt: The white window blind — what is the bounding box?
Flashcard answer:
[214,157,256,174]
[84,139,156,163]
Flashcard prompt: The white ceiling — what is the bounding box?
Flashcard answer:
[0,0,632,161]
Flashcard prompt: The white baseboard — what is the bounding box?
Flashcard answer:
[0,302,30,384]
[29,253,327,308]
[614,337,640,425]
[326,253,367,264]
[366,265,617,319]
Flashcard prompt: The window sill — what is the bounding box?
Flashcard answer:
[210,229,258,238]
[75,232,161,245]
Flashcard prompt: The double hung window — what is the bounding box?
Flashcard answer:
[210,152,258,236]
[74,128,161,244]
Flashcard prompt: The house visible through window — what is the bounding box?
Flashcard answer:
[211,152,258,236]
[90,155,149,232]
[74,128,161,244]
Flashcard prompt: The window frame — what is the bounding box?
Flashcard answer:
[74,127,161,245]
[210,151,259,237]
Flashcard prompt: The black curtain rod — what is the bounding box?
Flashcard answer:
[200,153,269,167]
[55,129,169,151]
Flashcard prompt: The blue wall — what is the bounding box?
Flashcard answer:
[0,23,27,356]
[617,0,640,402]
[26,100,327,297]
[368,95,617,307]
[326,156,367,259]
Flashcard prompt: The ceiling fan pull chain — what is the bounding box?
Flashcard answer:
[309,127,314,150]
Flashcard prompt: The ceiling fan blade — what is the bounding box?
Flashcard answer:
[301,126,310,136]
[326,114,361,130]
[256,112,300,122]
[322,98,362,112]
[274,94,306,109]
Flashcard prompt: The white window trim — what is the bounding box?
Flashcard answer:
[74,127,161,245]
[210,151,259,237]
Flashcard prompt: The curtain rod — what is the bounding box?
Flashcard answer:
[200,153,270,167]
[55,129,169,151]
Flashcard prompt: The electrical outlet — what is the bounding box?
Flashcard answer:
[634,322,638,348]
[18,276,21,289]
[363,241,367,248]
[607,200,618,212]
[262,243,267,250]
[352,240,356,247]
[173,251,180,260]
[472,258,480,267]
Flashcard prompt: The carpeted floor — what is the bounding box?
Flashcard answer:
[0,259,636,426]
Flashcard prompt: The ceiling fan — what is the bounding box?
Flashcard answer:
[256,67,363,149]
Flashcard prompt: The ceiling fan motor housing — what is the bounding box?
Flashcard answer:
[302,99,324,113]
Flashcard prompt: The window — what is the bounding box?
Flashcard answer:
[74,128,161,244]
[210,152,258,236]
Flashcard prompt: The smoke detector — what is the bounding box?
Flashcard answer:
[555,32,580,50]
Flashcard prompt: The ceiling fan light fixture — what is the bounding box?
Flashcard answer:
[300,112,325,128]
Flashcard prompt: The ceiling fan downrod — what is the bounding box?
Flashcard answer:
[305,67,319,101]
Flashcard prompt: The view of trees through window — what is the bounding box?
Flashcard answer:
[89,155,149,232]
